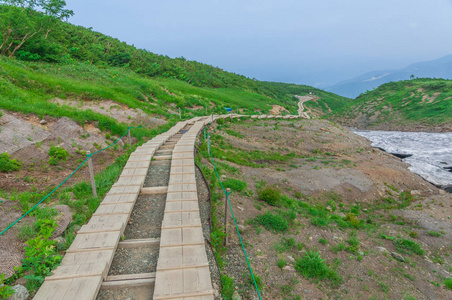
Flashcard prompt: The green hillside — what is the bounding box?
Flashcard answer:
[0,2,350,125]
[329,78,452,131]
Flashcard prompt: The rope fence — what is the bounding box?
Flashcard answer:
[204,124,263,300]
[0,117,159,237]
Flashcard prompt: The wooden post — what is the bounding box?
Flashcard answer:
[211,114,213,123]
[128,128,131,145]
[87,151,97,198]
[205,106,207,114]
[179,109,181,119]
[224,188,231,246]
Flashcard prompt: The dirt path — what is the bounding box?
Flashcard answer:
[295,95,318,119]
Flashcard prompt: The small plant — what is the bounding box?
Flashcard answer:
[294,250,342,287]
[444,278,452,290]
[277,258,287,268]
[409,231,418,238]
[48,146,69,165]
[0,273,15,298]
[258,186,281,206]
[344,213,360,228]
[274,237,296,253]
[0,152,22,172]
[393,238,424,255]
[346,231,360,253]
[217,118,225,125]
[221,274,235,298]
[427,230,441,237]
[222,178,247,192]
[319,238,328,245]
[256,211,288,232]
[330,242,346,254]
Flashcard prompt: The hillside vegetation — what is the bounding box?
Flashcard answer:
[330,78,452,131]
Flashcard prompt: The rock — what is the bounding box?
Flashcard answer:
[376,246,389,253]
[54,236,66,244]
[232,290,242,300]
[391,252,405,262]
[237,205,244,211]
[221,175,227,180]
[40,119,47,125]
[237,225,246,233]
[287,255,295,262]
[51,205,73,238]
[283,265,296,272]
[411,190,421,195]
[338,213,346,218]
[6,284,29,300]
[439,189,446,195]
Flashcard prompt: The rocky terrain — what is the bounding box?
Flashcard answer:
[200,117,452,299]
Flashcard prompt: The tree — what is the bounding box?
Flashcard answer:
[410,74,415,80]
[0,0,73,57]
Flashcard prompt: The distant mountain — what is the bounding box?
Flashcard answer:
[326,55,452,98]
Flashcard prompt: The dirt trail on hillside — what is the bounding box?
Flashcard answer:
[295,94,318,118]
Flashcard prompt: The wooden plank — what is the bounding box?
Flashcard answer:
[78,214,128,234]
[141,186,168,195]
[120,168,148,177]
[67,231,120,253]
[114,176,145,187]
[161,212,202,228]
[34,276,102,300]
[165,201,199,212]
[105,272,155,282]
[154,155,172,160]
[101,278,155,288]
[167,183,197,193]
[123,160,150,170]
[108,185,141,195]
[101,193,137,204]
[118,238,160,248]
[166,192,198,201]
[94,203,134,216]
[183,267,213,294]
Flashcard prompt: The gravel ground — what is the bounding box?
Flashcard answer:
[143,162,171,187]
[97,285,154,300]
[124,194,166,239]
[108,245,159,275]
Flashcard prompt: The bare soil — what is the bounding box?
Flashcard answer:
[203,118,452,299]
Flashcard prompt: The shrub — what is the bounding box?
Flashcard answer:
[294,250,342,286]
[0,152,22,172]
[256,211,288,232]
[217,118,225,125]
[444,278,452,290]
[393,238,424,255]
[48,146,69,165]
[319,238,328,245]
[344,213,360,228]
[409,231,418,238]
[258,186,281,206]
[222,178,247,192]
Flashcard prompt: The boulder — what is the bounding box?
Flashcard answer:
[6,284,29,300]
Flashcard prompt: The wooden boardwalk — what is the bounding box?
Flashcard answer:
[34,114,300,300]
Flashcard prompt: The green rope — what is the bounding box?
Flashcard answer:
[0,117,159,237]
[205,129,262,300]
[0,156,90,237]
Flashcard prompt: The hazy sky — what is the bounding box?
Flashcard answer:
[66,0,452,87]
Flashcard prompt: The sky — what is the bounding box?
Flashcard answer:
[66,0,452,87]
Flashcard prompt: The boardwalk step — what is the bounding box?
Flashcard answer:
[102,273,156,288]
[118,238,160,248]
[154,155,172,160]
[141,186,168,195]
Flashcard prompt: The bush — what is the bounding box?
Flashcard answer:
[48,146,69,165]
[0,273,15,298]
[217,118,225,125]
[258,186,281,206]
[256,211,288,232]
[0,152,22,172]
[393,238,424,255]
[294,250,342,286]
[344,213,360,228]
[222,178,247,192]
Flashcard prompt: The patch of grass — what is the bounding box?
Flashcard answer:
[319,238,328,245]
[0,152,22,172]
[258,186,282,206]
[330,242,346,254]
[427,230,441,237]
[277,258,287,268]
[48,146,69,165]
[225,129,244,139]
[274,237,297,253]
[294,250,342,287]
[444,278,452,290]
[256,211,289,233]
[393,238,425,255]
[222,178,247,192]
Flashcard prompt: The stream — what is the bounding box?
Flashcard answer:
[354,130,452,191]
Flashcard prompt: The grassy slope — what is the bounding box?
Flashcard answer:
[329,78,452,130]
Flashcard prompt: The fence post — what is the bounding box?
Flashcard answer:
[86,151,98,198]
[211,114,213,123]
[179,109,181,119]
[127,127,131,145]
[224,188,231,246]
